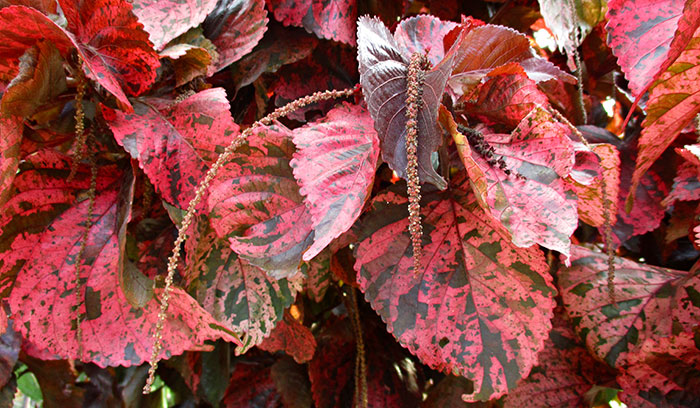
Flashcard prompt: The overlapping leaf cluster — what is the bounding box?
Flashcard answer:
[0,0,698,406]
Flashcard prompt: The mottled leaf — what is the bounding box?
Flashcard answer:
[302,247,331,302]
[131,0,218,50]
[259,312,316,363]
[571,143,621,227]
[103,88,239,209]
[559,245,700,367]
[0,149,239,366]
[0,115,22,207]
[539,0,606,58]
[290,103,379,261]
[357,15,463,190]
[663,145,700,207]
[448,24,575,99]
[393,14,459,66]
[617,332,700,408]
[446,107,578,257]
[606,0,700,97]
[1,40,66,118]
[267,0,357,45]
[629,25,700,206]
[203,0,268,72]
[184,218,303,352]
[354,174,556,401]
[207,123,314,278]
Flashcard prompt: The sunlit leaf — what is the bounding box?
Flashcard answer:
[0,115,22,208]
[131,0,218,50]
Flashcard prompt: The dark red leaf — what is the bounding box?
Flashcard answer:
[663,145,700,207]
[0,115,22,207]
[103,88,239,209]
[0,0,56,14]
[538,0,606,60]
[0,321,19,388]
[270,356,313,408]
[354,174,556,401]
[203,0,268,72]
[159,30,218,87]
[259,312,316,363]
[131,0,218,50]
[184,218,304,352]
[606,0,700,97]
[559,245,700,367]
[628,24,700,206]
[357,15,463,190]
[448,25,575,99]
[21,356,85,406]
[0,40,67,118]
[422,376,489,408]
[290,103,379,260]
[222,360,281,407]
[445,106,578,257]
[570,143,621,227]
[393,14,459,66]
[207,122,314,278]
[617,332,700,408]
[0,149,239,366]
[267,0,357,45]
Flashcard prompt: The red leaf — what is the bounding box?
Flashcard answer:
[0,115,22,207]
[629,24,700,206]
[267,0,357,45]
[461,66,551,128]
[221,360,281,407]
[606,0,700,97]
[0,150,239,366]
[357,15,463,190]
[207,123,314,278]
[259,312,317,363]
[448,25,575,99]
[354,174,556,401]
[445,107,578,258]
[59,0,161,110]
[559,245,700,367]
[617,332,700,408]
[103,88,239,209]
[131,0,218,50]
[184,218,304,352]
[571,143,621,227]
[663,144,700,206]
[203,0,268,72]
[0,0,56,14]
[290,103,379,260]
[393,14,459,66]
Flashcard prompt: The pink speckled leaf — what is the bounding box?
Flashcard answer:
[302,248,331,302]
[461,65,551,128]
[0,115,22,208]
[571,143,621,227]
[357,15,464,190]
[606,0,700,97]
[203,0,268,72]
[663,145,700,207]
[59,0,161,111]
[290,103,379,261]
[559,245,700,368]
[103,88,239,209]
[393,14,458,66]
[448,25,575,99]
[131,0,218,50]
[448,107,578,257]
[628,24,700,207]
[259,312,316,363]
[184,218,303,352]
[207,123,314,279]
[354,173,556,401]
[0,149,240,366]
[267,0,357,45]
[618,332,700,408]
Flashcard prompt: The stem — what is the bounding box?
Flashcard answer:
[346,287,367,408]
[573,48,587,125]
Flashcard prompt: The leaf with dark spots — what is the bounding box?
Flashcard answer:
[207,122,315,278]
[357,15,463,190]
[393,14,459,66]
[1,40,66,118]
[570,143,621,227]
[290,103,380,261]
[302,247,331,302]
[203,0,268,72]
[267,0,357,45]
[628,24,700,207]
[103,88,239,209]
[184,217,303,352]
[130,0,218,50]
[448,24,575,99]
[354,173,555,401]
[663,145,700,207]
[558,245,700,368]
[606,0,700,97]
[617,332,700,408]
[460,65,551,128]
[0,149,239,366]
[259,311,316,363]
[0,115,22,208]
[445,106,578,258]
